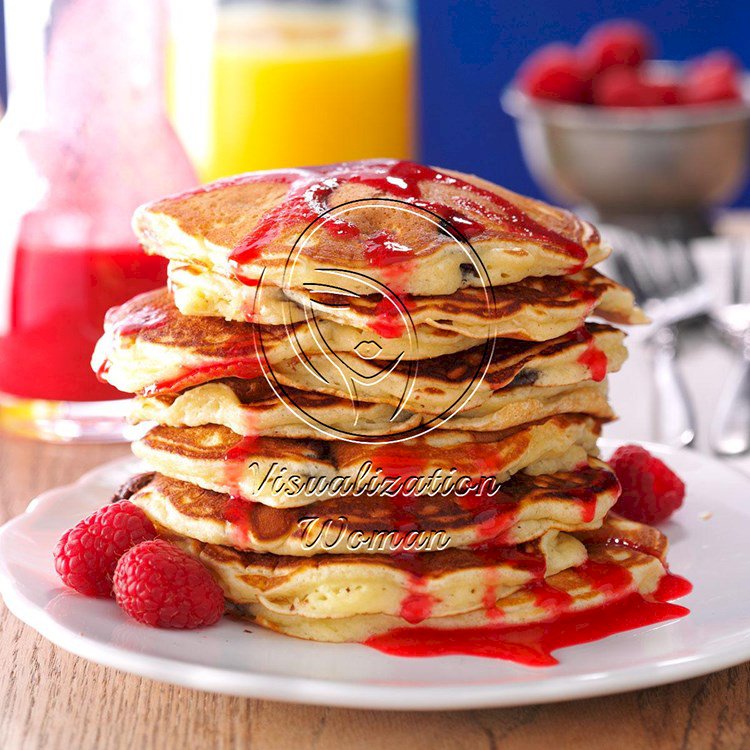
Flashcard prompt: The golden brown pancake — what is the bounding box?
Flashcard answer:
[169,528,587,620]
[92,287,627,407]
[270,323,627,415]
[239,541,667,642]
[131,377,423,439]
[132,414,603,507]
[131,377,614,439]
[168,261,646,340]
[92,288,526,395]
[133,160,610,297]
[128,458,620,555]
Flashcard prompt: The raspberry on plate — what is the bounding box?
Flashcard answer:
[609,445,685,524]
[580,20,653,76]
[113,540,225,629]
[518,43,588,103]
[54,501,157,597]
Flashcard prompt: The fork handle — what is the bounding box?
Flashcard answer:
[710,351,750,456]
[650,326,696,448]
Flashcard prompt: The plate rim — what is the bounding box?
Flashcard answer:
[1,441,749,711]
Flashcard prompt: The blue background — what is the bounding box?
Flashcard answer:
[2,1,749,204]
[415,0,750,206]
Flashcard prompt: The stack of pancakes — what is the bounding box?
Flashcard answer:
[94,160,672,643]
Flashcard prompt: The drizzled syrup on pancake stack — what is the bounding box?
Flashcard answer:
[91,160,690,663]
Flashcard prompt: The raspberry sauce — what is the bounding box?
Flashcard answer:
[143,357,264,397]
[574,327,608,382]
[0,243,166,401]
[366,572,691,666]
[229,161,588,270]
[370,297,407,339]
[223,435,260,498]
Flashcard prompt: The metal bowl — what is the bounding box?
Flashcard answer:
[501,66,750,237]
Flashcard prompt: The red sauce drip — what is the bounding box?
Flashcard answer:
[364,231,411,267]
[570,287,599,307]
[652,573,693,602]
[528,580,574,612]
[222,435,259,498]
[112,303,170,338]
[452,483,519,544]
[369,296,407,339]
[573,327,608,382]
[229,160,588,273]
[399,573,436,624]
[569,487,598,523]
[474,506,519,544]
[481,568,502,619]
[230,171,359,264]
[223,495,252,544]
[370,445,428,479]
[225,435,260,462]
[367,567,690,666]
[471,546,548,620]
[234,273,260,287]
[365,592,690,666]
[143,356,263,396]
[420,200,485,239]
[577,559,634,595]
[0,244,166,401]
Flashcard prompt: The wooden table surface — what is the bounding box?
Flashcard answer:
[0,434,748,750]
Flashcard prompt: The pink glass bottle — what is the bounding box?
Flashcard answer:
[0,0,197,441]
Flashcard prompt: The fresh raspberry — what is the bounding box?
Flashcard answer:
[54,501,157,597]
[593,67,681,107]
[580,20,654,76]
[113,540,225,629]
[683,51,741,105]
[609,445,685,524]
[518,43,588,103]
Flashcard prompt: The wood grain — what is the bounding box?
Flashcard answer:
[0,433,747,750]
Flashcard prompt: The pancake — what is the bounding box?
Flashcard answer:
[169,261,646,341]
[271,323,627,415]
[447,380,614,431]
[132,414,603,507]
[92,285,627,405]
[133,160,610,297]
[131,378,614,438]
[92,288,514,395]
[238,542,667,642]
[170,528,586,621]
[128,458,620,554]
[131,378,423,439]
[287,267,646,339]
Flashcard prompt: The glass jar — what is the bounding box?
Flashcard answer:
[0,0,198,442]
[167,0,416,182]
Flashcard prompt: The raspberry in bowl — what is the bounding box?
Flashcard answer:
[502,20,750,240]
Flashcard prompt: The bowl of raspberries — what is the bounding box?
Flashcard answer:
[502,20,750,238]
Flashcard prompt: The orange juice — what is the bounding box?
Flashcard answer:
[168,4,415,181]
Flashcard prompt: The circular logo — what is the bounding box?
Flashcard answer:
[253,198,496,443]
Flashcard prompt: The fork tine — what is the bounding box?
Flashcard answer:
[731,237,745,305]
[627,236,663,300]
[648,237,680,297]
[613,252,644,303]
[666,239,700,290]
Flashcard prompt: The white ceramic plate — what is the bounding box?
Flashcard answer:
[0,440,748,710]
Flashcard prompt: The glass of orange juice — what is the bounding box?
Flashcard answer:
[167,0,416,181]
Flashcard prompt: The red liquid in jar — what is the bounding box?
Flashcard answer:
[0,243,166,401]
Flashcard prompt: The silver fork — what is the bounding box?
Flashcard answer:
[709,238,750,455]
[606,229,711,447]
